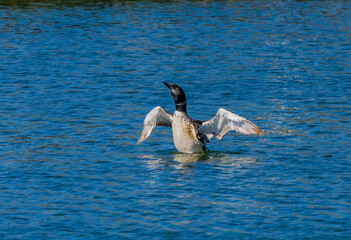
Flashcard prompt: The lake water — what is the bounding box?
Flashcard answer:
[0,0,350,239]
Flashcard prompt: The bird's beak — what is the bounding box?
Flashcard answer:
[163,82,172,89]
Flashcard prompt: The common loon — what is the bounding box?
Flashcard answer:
[137,82,264,153]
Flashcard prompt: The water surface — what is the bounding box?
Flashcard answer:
[0,0,350,239]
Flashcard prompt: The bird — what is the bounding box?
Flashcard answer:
[137,82,264,153]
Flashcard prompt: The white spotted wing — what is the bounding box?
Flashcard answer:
[137,106,173,144]
[200,108,264,141]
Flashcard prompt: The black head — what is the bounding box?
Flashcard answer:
[163,82,187,112]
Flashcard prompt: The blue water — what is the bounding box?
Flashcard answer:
[1,0,350,239]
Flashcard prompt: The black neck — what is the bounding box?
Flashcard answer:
[176,101,187,112]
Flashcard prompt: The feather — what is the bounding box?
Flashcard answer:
[137,106,173,144]
[199,108,264,141]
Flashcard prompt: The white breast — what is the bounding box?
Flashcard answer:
[171,111,204,153]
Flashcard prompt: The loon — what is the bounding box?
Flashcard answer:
[137,82,264,153]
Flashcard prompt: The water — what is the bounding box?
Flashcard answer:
[1,0,350,239]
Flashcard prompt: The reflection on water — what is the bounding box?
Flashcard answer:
[141,151,259,170]
[172,152,209,164]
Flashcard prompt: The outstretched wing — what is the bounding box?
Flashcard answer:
[137,106,173,144]
[199,108,264,141]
